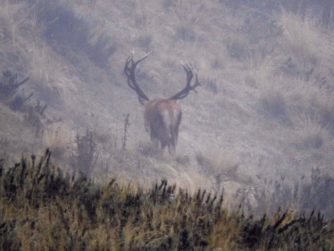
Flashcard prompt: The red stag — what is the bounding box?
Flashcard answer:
[124,54,200,154]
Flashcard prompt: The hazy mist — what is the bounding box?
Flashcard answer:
[0,0,333,217]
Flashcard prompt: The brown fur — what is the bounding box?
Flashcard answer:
[144,98,182,154]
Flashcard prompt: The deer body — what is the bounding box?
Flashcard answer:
[144,98,182,153]
[124,54,199,154]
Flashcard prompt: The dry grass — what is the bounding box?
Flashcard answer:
[279,11,334,72]
[0,152,333,251]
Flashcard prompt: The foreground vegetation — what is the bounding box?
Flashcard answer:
[0,150,333,251]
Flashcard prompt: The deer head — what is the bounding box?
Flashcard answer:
[124,54,200,154]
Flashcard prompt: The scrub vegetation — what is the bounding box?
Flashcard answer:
[0,152,333,250]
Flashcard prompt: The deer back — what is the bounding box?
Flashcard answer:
[144,98,182,148]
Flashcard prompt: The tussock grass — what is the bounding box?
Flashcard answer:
[279,11,334,73]
[0,151,333,251]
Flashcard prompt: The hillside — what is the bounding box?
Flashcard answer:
[1,153,333,250]
[0,0,334,216]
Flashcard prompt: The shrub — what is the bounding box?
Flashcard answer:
[35,0,116,69]
[0,70,29,107]
[259,91,290,124]
[238,169,334,219]
[71,130,98,176]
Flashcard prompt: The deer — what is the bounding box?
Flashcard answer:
[124,53,200,154]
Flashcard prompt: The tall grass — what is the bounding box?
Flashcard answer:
[0,151,333,250]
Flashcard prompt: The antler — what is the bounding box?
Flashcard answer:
[124,53,151,105]
[169,64,201,100]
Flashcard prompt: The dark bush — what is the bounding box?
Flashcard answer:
[34,1,116,69]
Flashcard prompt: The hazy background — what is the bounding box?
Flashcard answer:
[0,0,333,217]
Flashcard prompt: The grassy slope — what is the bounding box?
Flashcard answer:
[0,0,333,215]
[0,153,333,251]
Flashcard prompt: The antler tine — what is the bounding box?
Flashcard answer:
[134,51,151,66]
[124,56,136,90]
[182,64,193,86]
[124,54,151,104]
[193,74,200,93]
[124,53,151,77]
[169,63,201,100]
